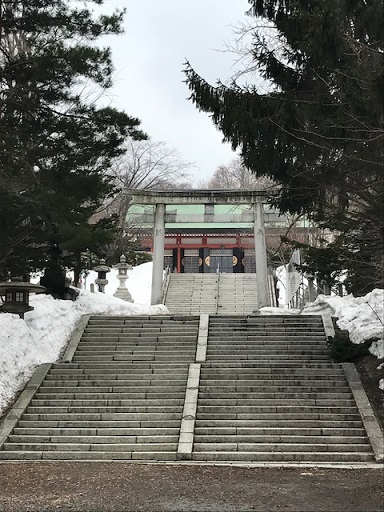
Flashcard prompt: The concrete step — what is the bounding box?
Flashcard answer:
[191,452,374,462]
[202,361,335,368]
[51,364,190,371]
[196,406,360,415]
[3,442,178,452]
[193,434,370,445]
[26,406,184,414]
[197,398,356,407]
[48,369,189,377]
[51,363,190,369]
[71,356,195,362]
[192,442,372,453]
[0,451,177,461]
[8,434,179,444]
[40,382,187,391]
[198,387,352,395]
[203,358,331,363]
[31,399,185,407]
[196,413,362,421]
[35,389,186,397]
[20,412,183,421]
[197,393,353,402]
[13,427,180,436]
[78,336,198,343]
[44,374,188,382]
[198,377,348,386]
[193,427,367,436]
[198,368,344,376]
[205,350,329,357]
[81,333,198,339]
[16,420,182,428]
[195,419,364,428]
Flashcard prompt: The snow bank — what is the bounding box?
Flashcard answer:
[84,261,153,305]
[302,289,384,358]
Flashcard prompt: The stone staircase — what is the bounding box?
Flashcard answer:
[192,315,375,463]
[165,273,275,315]
[217,274,259,315]
[164,274,219,315]
[0,316,199,461]
[0,313,378,464]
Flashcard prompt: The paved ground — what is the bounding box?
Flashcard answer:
[0,462,383,511]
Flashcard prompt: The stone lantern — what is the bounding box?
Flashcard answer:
[305,272,316,303]
[113,254,133,302]
[94,259,110,293]
[0,277,46,319]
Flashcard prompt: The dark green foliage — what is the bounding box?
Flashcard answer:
[327,328,371,363]
[184,0,383,294]
[0,0,147,282]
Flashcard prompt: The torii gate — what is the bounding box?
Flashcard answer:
[123,189,272,308]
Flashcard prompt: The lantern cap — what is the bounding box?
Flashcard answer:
[0,278,46,295]
[94,259,110,273]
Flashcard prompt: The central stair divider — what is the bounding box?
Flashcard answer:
[177,364,201,460]
[177,313,210,459]
[196,314,209,363]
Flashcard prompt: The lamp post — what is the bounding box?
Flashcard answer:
[0,278,46,319]
[113,254,133,302]
[94,259,110,293]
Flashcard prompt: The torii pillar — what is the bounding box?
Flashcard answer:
[151,203,165,304]
[253,197,270,308]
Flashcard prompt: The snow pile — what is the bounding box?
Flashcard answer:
[0,262,167,415]
[302,289,384,358]
[258,307,300,315]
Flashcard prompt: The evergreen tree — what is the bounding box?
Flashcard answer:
[184,0,383,293]
[0,0,146,282]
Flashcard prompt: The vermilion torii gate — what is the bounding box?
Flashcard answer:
[124,189,272,308]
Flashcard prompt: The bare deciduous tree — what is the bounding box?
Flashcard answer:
[112,139,193,190]
[199,157,276,190]
[91,139,195,262]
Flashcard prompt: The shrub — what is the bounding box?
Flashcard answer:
[327,328,371,363]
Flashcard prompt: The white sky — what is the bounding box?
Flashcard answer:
[97,0,251,184]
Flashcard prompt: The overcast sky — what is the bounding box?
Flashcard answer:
[98,0,251,185]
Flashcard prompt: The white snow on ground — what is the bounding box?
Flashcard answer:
[84,261,154,305]
[0,262,383,417]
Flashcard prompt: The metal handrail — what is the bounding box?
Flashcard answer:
[287,280,309,309]
[286,277,346,309]
[215,270,220,314]
[268,274,278,308]
[161,266,171,304]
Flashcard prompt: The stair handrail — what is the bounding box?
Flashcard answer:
[287,276,346,309]
[268,273,278,307]
[287,280,309,309]
[161,266,171,304]
[215,270,220,314]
